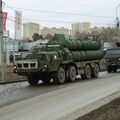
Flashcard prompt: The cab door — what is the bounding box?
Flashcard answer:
[49,54,60,72]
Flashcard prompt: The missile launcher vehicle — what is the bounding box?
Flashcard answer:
[14,34,105,85]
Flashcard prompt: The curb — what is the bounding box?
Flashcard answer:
[0,79,27,85]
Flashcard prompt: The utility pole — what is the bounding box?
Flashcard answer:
[0,0,5,81]
[116,4,120,28]
[116,17,119,28]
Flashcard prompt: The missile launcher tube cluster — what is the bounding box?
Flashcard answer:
[48,35,104,61]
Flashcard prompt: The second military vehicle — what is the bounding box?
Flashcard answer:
[105,47,120,73]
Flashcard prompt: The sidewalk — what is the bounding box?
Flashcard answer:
[76,96,120,120]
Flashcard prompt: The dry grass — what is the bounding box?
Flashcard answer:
[99,59,106,71]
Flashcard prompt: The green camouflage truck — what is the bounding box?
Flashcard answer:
[14,34,105,85]
[105,42,120,73]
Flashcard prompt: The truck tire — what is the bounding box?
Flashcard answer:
[68,66,76,82]
[113,68,117,72]
[42,77,51,84]
[27,75,39,85]
[53,67,65,84]
[81,65,91,79]
[107,67,112,73]
[91,64,99,78]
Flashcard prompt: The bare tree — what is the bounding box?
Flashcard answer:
[100,27,120,46]
[32,33,40,41]
[45,33,53,40]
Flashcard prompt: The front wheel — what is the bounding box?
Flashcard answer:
[53,67,66,84]
[27,75,39,85]
[107,67,112,73]
[113,68,117,72]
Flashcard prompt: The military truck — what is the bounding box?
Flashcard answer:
[14,34,105,85]
[105,42,120,73]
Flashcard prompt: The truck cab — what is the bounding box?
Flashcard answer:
[105,48,120,72]
[37,51,60,72]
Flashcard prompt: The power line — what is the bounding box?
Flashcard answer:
[5,5,114,19]
[8,16,113,25]
[8,15,72,24]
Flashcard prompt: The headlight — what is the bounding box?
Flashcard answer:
[118,58,120,61]
[106,59,109,61]
[44,65,48,67]
[14,66,17,69]
[42,68,46,71]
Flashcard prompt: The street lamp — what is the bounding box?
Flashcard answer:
[116,3,120,28]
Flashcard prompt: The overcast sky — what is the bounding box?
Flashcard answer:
[3,0,120,37]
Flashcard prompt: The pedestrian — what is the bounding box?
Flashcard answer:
[9,54,13,63]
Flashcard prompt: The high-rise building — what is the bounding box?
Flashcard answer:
[72,22,91,39]
[40,27,69,39]
[82,22,91,33]
[23,22,40,41]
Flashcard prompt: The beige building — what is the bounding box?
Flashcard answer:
[40,27,69,39]
[23,22,40,40]
[72,22,91,39]
[82,22,91,33]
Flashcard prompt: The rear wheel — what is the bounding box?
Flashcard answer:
[91,64,99,78]
[27,75,39,85]
[68,66,76,82]
[53,67,65,84]
[81,65,91,79]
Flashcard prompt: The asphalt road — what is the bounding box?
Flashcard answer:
[0,71,114,108]
[0,71,120,120]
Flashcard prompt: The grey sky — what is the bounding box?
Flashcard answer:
[3,0,120,37]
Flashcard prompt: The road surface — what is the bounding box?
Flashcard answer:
[0,71,120,120]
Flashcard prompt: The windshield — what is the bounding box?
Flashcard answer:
[105,49,120,58]
[38,54,48,61]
